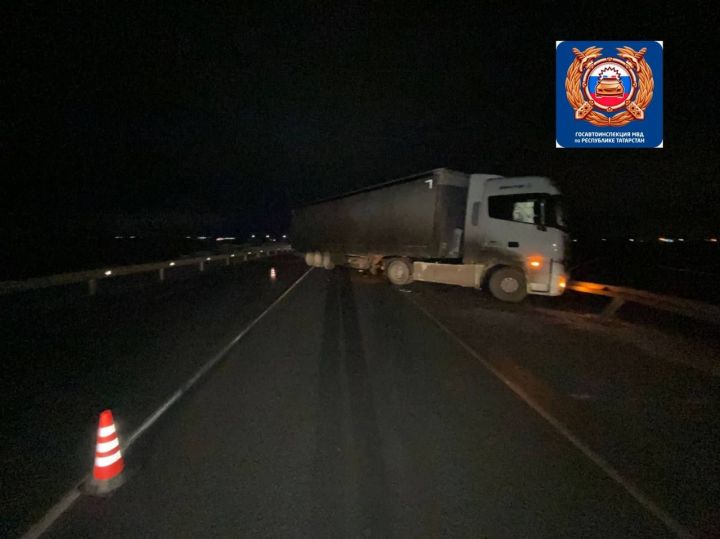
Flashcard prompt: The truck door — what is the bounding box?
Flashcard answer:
[483,193,556,292]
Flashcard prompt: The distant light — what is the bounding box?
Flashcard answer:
[114,235,124,239]
[230,254,236,257]
[678,238,685,242]
[206,257,211,261]
[104,270,112,276]
[601,238,607,242]
[130,236,136,239]
[706,238,718,243]
[169,262,175,266]
[658,237,674,243]
[185,236,191,239]
[197,236,207,240]
[265,234,270,238]
[216,237,223,241]
[225,236,235,240]
[628,238,635,242]
[282,234,287,238]
[270,267,277,280]
[251,234,256,238]
[572,239,578,243]
[260,250,264,253]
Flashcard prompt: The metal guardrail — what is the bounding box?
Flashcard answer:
[0,246,293,297]
[568,280,720,325]
[5,254,716,325]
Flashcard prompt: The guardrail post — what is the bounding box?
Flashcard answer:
[600,297,625,320]
[159,268,165,282]
[88,279,97,296]
[199,260,205,272]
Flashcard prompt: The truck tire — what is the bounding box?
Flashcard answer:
[322,252,335,270]
[312,251,323,267]
[386,258,414,286]
[488,267,527,303]
[304,252,314,266]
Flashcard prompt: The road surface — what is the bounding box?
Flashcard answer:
[1,256,309,537]
[40,267,677,537]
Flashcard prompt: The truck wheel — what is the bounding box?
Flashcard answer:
[304,252,314,266]
[312,252,323,267]
[488,267,527,303]
[322,252,335,270]
[386,258,413,286]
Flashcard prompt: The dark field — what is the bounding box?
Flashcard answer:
[569,238,720,304]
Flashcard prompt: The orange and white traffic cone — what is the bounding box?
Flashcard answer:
[87,409,125,495]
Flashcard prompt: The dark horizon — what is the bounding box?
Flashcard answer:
[4,3,720,241]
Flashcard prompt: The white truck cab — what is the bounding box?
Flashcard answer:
[413,174,568,301]
[464,174,567,297]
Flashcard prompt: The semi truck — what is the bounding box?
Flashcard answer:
[291,168,568,302]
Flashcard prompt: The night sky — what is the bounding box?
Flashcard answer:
[5,2,720,240]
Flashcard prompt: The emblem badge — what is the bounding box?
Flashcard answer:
[568,45,653,125]
[556,41,663,148]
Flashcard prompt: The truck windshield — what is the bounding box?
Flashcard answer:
[488,193,565,230]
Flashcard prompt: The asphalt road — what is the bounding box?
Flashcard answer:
[409,281,720,537]
[36,267,683,538]
[1,255,309,537]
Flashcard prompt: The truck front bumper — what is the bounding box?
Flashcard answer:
[528,261,568,296]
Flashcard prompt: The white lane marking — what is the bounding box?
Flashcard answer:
[21,266,314,539]
[22,485,83,539]
[405,295,693,539]
[124,266,314,448]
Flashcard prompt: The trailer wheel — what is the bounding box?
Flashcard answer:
[386,258,414,286]
[312,252,323,267]
[322,252,335,270]
[304,252,314,266]
[488,267,527,303]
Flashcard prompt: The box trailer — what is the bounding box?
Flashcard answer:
[291,168,568,302]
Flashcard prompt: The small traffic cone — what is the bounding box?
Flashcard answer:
[87,409,125,495]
